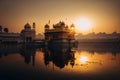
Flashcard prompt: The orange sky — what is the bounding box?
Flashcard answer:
[0,0,119,34]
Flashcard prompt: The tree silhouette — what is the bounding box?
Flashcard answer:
[0,25,2,32]
[4,28,9,33]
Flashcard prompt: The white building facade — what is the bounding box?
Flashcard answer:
[21,23,36,43]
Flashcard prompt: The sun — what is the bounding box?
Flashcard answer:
[79,56,88,64]
[74,18,92,32]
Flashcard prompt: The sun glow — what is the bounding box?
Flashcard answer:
[79,56,88,64]
[74,18,92,32]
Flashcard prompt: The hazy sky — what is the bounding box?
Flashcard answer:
[0,0,120,34]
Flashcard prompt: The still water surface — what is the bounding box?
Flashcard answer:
[0,43,120,80]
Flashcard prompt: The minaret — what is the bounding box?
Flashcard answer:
[33,22,36,29]
[32,22,36,40]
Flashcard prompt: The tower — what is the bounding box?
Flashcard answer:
[33,22,36,29]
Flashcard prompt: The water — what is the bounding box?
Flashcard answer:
[0,43,120,80]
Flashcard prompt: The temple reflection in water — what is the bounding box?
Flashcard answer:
[0,43,120,80]
[0,44,37,66]
[43,44,76,68]
[0,43,77,68]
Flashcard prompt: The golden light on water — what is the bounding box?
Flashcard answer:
[34,50,120,76]
[79,56,88,64]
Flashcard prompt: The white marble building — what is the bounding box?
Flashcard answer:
[21,22,36,43]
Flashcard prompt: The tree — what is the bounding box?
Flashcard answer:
[0,25,2,32]
[4,28,9,33]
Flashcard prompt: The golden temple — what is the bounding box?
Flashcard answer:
[44,21,75,42]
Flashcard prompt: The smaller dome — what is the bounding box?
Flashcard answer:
[21,29,25,33]
[70,24,75,28]
[45,24,50,29]
[53,21,65,28]
[24,23,31,29]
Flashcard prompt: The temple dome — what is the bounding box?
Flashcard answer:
[24,23,31,29]
[45,24,50,29]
